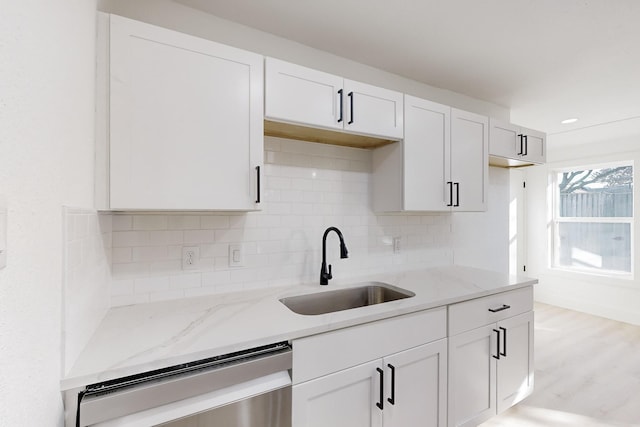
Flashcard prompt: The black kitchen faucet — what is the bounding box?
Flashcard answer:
[320,227,348,285]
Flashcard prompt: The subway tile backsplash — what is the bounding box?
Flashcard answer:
[109,137,452,306]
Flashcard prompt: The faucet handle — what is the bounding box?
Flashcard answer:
[328,264,333,279]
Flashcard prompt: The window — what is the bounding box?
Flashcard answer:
[552,163,633,276]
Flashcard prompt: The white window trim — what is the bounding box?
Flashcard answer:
[551,161,634,279]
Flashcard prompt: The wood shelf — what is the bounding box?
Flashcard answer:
[264,120,397,149]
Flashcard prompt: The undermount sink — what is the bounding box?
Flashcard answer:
[279,282,415,315]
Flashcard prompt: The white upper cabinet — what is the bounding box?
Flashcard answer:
[489,118,546,165]
[265,58,343,131]
[265,58,403,140]
[372,100,487,212]
[403,96,450,211]
[342,79,404,139]
[102,14,263,210]
[450,109,489,212]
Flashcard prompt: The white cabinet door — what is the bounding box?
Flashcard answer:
[383,339,448,427]
[450,109,488,212]
[496,311,535,413]
[489,119,546,165]
[265,58,403,140]
[343,79,404,139]
[292,360,383,427]
[109,15,263,210]
[403,96,450,211]
[520,127,546,164]
[265,57,343,131]
[448,324,497,427]
[489,118,520,159]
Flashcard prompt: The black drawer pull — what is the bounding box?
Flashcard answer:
[517,134,524,155]
[348,91,354,124]
[387,364,396,405]
[499,326,507,357]
[493,329,501,360]
[255,166,261,203]
[337,89,343,123]
[488,304,511,313]
[376,367,384,410]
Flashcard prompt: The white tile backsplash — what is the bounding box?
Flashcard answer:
[107,137,453,306]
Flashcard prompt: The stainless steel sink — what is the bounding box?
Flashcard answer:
[279,282,415,315]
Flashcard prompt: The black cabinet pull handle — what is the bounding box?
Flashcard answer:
[348,91,354,124]
[499,326,507,357]
[387,364,396,405]
[337,89,343,123]
[493,329,501,360]
[454,182,460,207]
[523,135,528,156]
[488,304,511,313]
[376,367,384,410]
[517,134,524,155]
[255,166,261,204]
[447,181,453,207]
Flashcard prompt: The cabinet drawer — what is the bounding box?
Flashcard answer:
[448,287,533,336]
[292,307,446,384]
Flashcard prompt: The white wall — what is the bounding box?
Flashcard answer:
[526,126,640,325]
[452,167,511,274]
[0,0,98,424]
[97,0,509,121]
[62,208,111,375]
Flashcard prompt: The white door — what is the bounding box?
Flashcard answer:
[403,96,450,211]
[448,324,497,427]
[292,360,383,427]
[496,311,535,413]
[521,127,546,164]
[489,118,520,159]
[343,80,404,139]
[265,57,344,131]
[383,339,448,427]
[450,109,488,212]
[109,15,263,210]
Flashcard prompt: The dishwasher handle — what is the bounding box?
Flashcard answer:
[77,344,292,427]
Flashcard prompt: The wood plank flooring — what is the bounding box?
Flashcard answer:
[481,302,640,427]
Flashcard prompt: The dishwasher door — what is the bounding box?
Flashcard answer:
[77,342,292,427]
[158,381,290,427]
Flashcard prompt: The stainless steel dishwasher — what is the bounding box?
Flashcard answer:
[75,342,292,427]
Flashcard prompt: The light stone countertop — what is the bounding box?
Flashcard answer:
[61,265,537,391]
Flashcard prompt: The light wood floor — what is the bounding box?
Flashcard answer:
[481,302,640,427]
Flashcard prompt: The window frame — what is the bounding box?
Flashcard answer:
[551,160,634,279]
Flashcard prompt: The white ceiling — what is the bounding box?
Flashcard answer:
[178,0,640,139]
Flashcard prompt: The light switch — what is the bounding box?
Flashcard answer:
[229,244,244,267]
[0,197,6,269]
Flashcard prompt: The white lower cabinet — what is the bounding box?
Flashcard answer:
[293,359,382,427]
[447,288,534,427]
[292,308,448,427]
[292,339,447,427]
[291,288,534,427]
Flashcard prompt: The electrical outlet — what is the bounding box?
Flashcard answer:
[182,246,200,270]
[393,237,401,254]
[229,243,244,267]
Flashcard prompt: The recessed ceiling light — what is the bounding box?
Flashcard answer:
[561,118,579,124]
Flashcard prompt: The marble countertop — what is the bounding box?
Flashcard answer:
[61,265,537,390]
